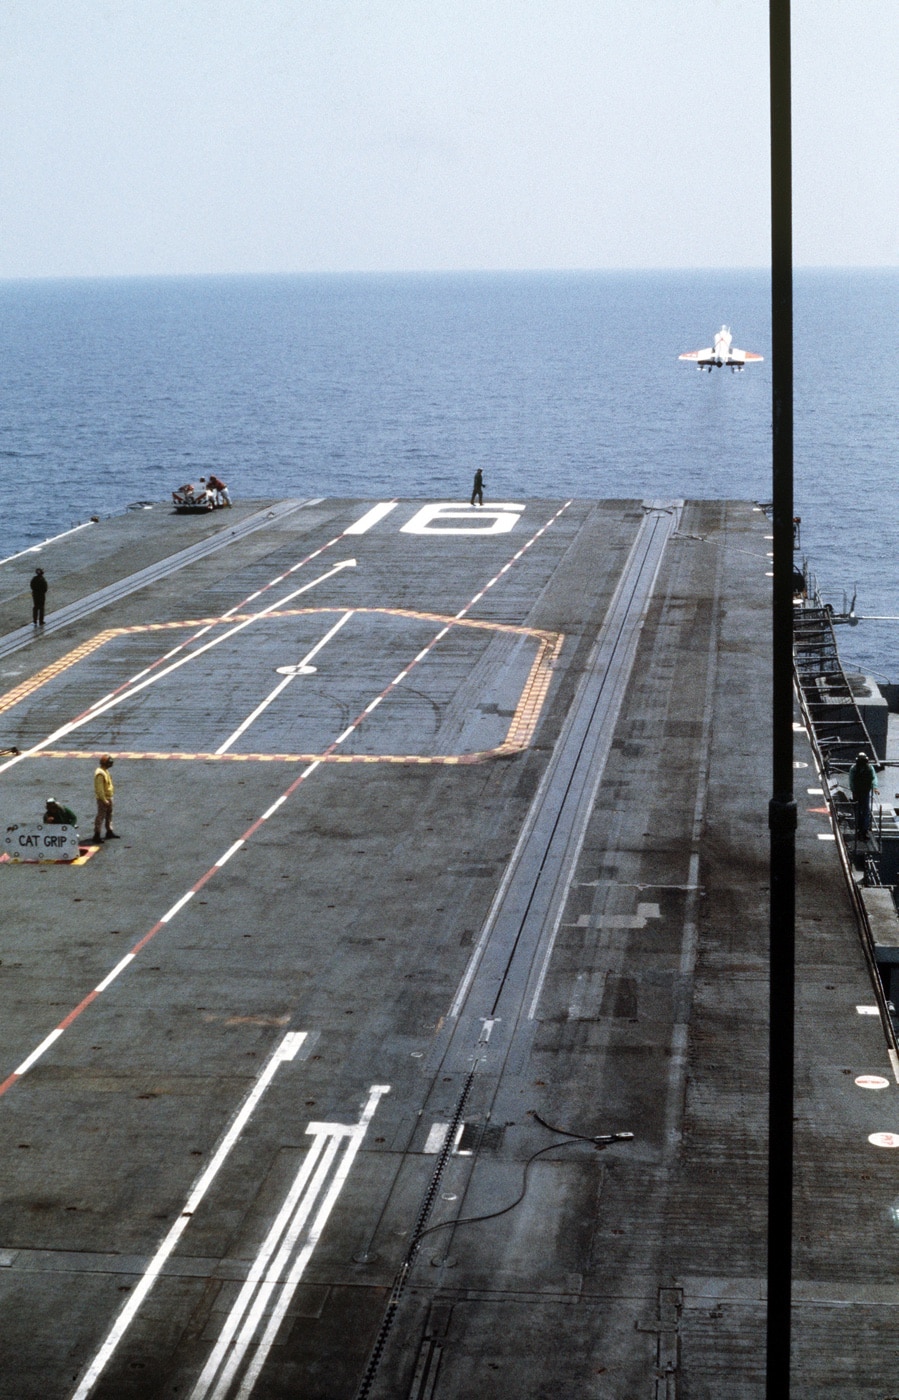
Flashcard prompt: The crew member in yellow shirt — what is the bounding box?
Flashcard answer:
[92,754,119,843]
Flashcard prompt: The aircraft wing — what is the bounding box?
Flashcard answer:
[678,347,714,363]
[727,348,764,364]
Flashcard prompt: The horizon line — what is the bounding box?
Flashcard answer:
[0,263,896,287]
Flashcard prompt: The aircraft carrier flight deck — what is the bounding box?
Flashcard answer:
[0,497,896,1399]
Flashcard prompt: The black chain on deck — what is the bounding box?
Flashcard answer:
[354,1066,476,1400]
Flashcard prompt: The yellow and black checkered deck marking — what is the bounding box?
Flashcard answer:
[1,608,563,766]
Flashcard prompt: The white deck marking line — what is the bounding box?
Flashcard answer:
[14,1029,64,1077]
[0,507,571,1101]
[344,501,398,535]
[0,561,357,777]
[229,1091,392,1400]
[0,519,94,568]
[424,1122,450,1153]
[70,1032,307,1400]
[215,840,246,867]
[94,954,135,994]
[215,610,354,754]
[191,1085,390,1400]
[260,797,287,819]
[160,891,195,923]
[193,1136,340,1400]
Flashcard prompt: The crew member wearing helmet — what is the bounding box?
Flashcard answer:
[92,755,120,843]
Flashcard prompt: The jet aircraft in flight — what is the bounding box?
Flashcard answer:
[679,326,764,372]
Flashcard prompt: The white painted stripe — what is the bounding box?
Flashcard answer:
[298,609,354,667]
[817,833,836,841]
[14,1028,64,1077]
[0,561,357,778]
[857,1005,880,1015]
[414,649,430,663]
[344,502,397,535]
[392,671,409,684]
[194,1137,339,1400]
[453,1122,470,1155]
[364,697,382,714]
[0,519,94,567]
[215,840,245,867]
[94,954,135,993]
[215,611,354,756]
[214,674,294,755]
[160,891,195,923]
[261,797,287,819]
[193,1085,389,1400]
[231,1088,389,1400]
[889,1048,899,1085]
[71,1032,307,1400]
[335,726,356,744]
[424,1122,450,1154]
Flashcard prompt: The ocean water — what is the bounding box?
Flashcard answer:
[0,269,896,671]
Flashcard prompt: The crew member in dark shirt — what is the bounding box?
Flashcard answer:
[30,567,48,626]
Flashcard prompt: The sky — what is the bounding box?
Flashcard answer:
[0,0,895,278]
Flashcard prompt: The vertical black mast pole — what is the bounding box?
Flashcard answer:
[767,0,796,1394]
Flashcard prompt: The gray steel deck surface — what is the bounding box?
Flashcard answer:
[0,499,894,1399]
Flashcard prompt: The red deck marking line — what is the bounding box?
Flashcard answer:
[129,922,167,957]
[57,991,100,1030]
